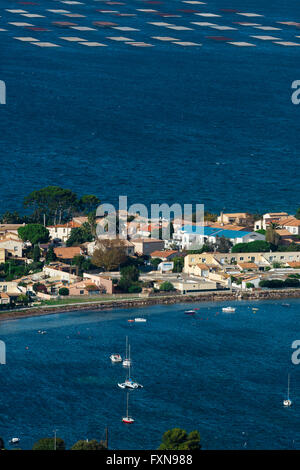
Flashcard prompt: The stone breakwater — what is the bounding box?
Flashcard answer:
[0,289,299,322]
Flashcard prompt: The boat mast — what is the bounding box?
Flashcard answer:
[125,336,128,358]
[126,392,129,417]
[288,374,290,400]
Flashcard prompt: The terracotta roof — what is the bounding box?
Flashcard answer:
[287,262,300,268]
[132,238,164,243]
[150,250,178,258]
[281,218,300,227]
[276,229,293,236]
[47,221,81,229]
[196,263,210,270]
[54,246,82,259]
[238,262,258,269]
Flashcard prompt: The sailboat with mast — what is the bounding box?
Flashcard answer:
[122,392,134,424]
[283,374,292,407]
[122,336,132,367]
[118,362,143,389]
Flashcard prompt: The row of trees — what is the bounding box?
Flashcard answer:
[0,428,201,450]
[1,186,101,225]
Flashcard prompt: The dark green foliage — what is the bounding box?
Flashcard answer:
[72,255,92,275]
[18,224,49,245]
[71,439,105,450]
[231,241,272,253]
[259,278,300,288]
[66,223,93,246]
[172,257,184,273]
[78,195,101,214]
[158,428,201,450]
[46,246,57,263]
[150,258,162,269]
[59,287,69,296]
[120,265,140,282]
[33,245,40,262]
[159,281,175,292]
[33,282,48,294]
[32,437,65,450]
[24,186,78,224]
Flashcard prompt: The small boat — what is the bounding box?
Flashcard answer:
[134,318,147,322]
[37,330,47,335]
[283,374,292,407]
[122,392,134,424]
[118,378,143,390]
[118,364,143,389]
[9,438,20,444]
[122,337,132,367]
[252,308,258,311]
[110,354,122,363]
[127,319,134,323]
[222,307,236,313]
[184,310,196,315]
[282,303,290,307]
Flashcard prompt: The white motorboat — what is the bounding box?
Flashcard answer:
[134,318,147,322]
[184,310,196,315]
[222,307,236,313]
[283,374,292,407]
[110,354,122,363]
[10,438,20,444]
[122,337,132,367]
[122,392,134,424]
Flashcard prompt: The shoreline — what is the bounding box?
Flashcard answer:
[0,289,299,322]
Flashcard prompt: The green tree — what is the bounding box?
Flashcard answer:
[0,437,5,450]
[120,265,139,282]
[18,224,50,245]
[172,257,184,273]
[32,437,65,450]
[66,224,93,247]
[0,211,22,224]
[78,195,101,214]
[72,255,92,275]
[33,245,41,262]
[159,281,175,292]
[24,186,78,224]
[158,428,201,450]
[16,294,30,305]
[232,240,272,253]
[151,258,162,269]
[59,287,69,296]
[46,246,57,263]
[71,439,105,450]
[295,208,300,220]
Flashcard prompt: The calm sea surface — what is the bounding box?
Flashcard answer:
[0,299,299,450]
[1,0,300,213]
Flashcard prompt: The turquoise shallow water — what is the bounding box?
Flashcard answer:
[0,298,299,450]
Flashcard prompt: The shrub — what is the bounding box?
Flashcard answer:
[59,287,69,296]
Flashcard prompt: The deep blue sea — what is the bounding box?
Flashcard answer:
[1,0,300,213]
[0,299,299,450]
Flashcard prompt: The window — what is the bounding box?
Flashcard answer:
[80,290,84,295]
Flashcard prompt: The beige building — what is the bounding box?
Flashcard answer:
[217,213,254,226]
[131,238,165,256]
[83,273,114,294]
[0,237,24,257]
[184,251,300,272]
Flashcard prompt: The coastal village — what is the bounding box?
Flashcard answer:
[1,187,300,311]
